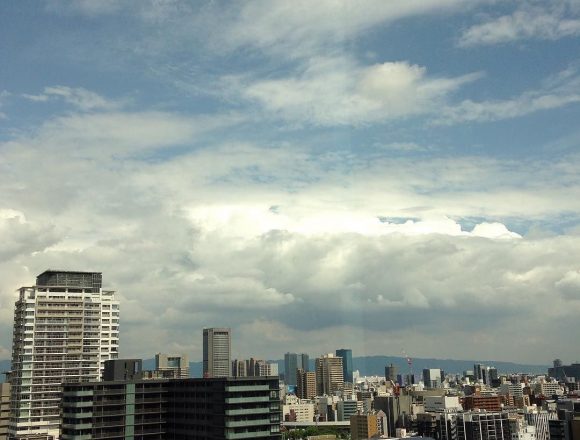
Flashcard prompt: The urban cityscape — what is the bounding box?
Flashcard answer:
[1,270,579,439]
[2,1,580,440]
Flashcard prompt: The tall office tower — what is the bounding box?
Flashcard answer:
[296,369,316,399]
[9,270,119,439]
[155,353,189,379]
[284,353,309,386]
[203,327,231,378]
[315,354,344,396]
[474,363,485,383]
[423,368,443,388]
[335,349,353,383]
[385,363,398,383]
[232,359,247,378]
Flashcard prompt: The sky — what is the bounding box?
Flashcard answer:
[1,0,580,366]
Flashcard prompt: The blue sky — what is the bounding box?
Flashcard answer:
[1,0,580,365]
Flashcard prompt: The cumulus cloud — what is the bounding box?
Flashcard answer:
[2,111,580,361]
[459,2,580,47]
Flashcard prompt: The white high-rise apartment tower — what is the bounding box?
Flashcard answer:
[9,270,119,439]
[203,328,231,378]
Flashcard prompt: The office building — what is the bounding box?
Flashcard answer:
[315,354,344,396]
[337,399,360,421]
[155,353,189,379]
[61,376,281,439]
[103,359,143,381]
[203,327,231,378]
[9,270,119,439]
[549,360,580,381]
[385,363,398,383]
[457,412,511,440]
[335,349,353,383]
[296,369,316,400]
[232,359,247,377]
[1,382,9,440]
[523,407,550,440]
[284,353,309,386]
[423,368,443,388]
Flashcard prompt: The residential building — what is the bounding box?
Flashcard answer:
[463,395,503,411]
[155,353,189,379]
[296,369,316,400]
[61,376,281,439]
[1,382,10,440]
[9,270,119,439]
[350,413,379,440]
[500,382,524,398]
[282,395,315,423]
[315,354,344,396]
[284,353,309,386]
[335,349,353,383]
[203,327,231,378]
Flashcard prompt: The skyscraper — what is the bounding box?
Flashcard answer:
[284,353,309,386]
[203,327,231,378]
[385,363,398,383]
[336,348,353,383]
[315,353,344,396]
[296,369,316,399]
[9,270,119,439]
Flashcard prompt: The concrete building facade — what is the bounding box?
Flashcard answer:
[9,270,118,439]
[203,328,231,378]
[154,353,189,379]
[315,354,343,396]
[60,376,281,440]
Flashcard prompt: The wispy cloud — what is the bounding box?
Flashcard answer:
[459,2,580,47]
[22,86,124,111]
[434,66,580,124]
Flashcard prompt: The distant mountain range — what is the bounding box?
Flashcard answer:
[1,355,548,382]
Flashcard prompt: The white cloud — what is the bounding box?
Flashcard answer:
[459,2,580,47]
[22,86,123,111]
[6,110,243,158]
[434,67,580,125]
[217,0,473,58]
[235,56,481,126]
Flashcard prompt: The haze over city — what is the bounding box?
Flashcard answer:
[1,1,580,365]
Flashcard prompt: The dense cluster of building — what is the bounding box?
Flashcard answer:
[1,270,579,440]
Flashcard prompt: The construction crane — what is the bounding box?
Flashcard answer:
[401,349,414,385]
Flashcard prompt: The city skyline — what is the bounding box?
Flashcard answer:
[1,1,580,365]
